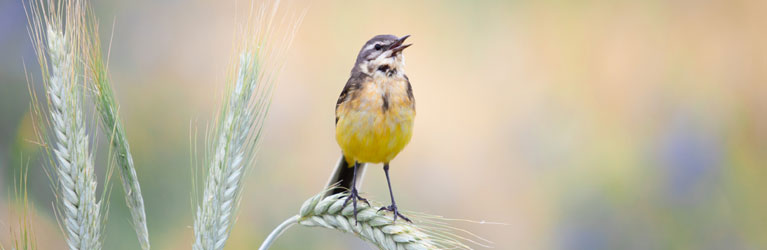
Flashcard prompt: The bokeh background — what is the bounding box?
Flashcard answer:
[1,0,766,249]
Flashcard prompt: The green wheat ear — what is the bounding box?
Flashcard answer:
[192,1,303,250]
[26,0,104,249]
[260,189,492,250]
[82,3,150,249]
[296,192,441,250]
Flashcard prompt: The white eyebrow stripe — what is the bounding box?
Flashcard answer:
[363,42,386,51]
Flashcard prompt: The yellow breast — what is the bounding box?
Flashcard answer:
[336,77,415,164]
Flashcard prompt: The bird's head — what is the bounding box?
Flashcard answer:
[353,34,411,77]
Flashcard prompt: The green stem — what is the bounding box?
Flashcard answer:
[258,215,299,250]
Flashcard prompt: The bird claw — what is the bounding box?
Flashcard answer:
[343,189,369,225]
[378,204,412,223]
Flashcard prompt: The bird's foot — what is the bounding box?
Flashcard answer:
[342,188,370,225]
[378,204,412,223]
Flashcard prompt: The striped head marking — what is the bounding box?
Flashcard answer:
[353,34,412,78]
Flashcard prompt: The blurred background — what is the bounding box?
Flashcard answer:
[1,0,766,249]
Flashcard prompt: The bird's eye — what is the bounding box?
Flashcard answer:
[374,44,382,50]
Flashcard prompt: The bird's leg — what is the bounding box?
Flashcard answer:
[342,161,369,224]
[378,163,412,222]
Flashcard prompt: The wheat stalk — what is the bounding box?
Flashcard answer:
[26,0,103,249]
[192,1,303,249]
[82,5,150,249]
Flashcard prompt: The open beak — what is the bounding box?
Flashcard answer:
[389,35,412,56]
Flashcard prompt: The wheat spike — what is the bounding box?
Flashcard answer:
[193,52,258,250]
[297,192,440,250]
[83,6,150,249]
[42,18,102,250]
[259,190,486,250]
[27,0,104,249]
[47,25,103,250]
[192,1,303,249]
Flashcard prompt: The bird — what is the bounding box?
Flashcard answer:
[326,34,415,223]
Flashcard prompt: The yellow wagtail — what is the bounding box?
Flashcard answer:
[326,34,415,222]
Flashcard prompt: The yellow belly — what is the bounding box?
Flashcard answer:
[336,109,414,164]
[335,78,415,164]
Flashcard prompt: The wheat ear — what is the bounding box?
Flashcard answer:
[82,6,150,249]
[260,190,489,250]
[193,51,260,250]
[46,23,103,250]
[192,1,302,249]
[27,0,103,248]
[303,192,440,250]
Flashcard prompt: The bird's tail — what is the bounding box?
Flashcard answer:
[324,154,366,196]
